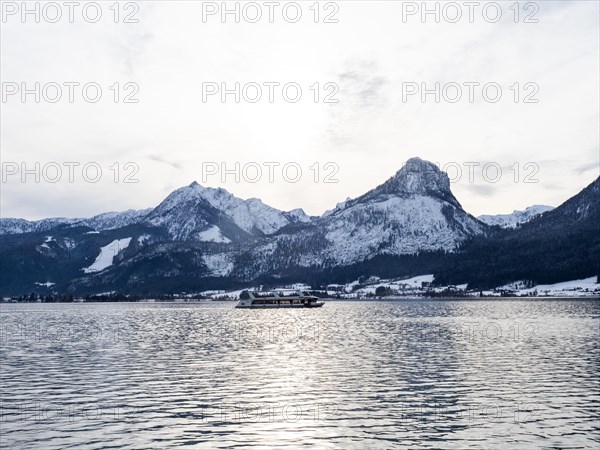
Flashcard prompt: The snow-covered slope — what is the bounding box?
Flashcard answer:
[242,158,487,273]
[197,225,231,243]
[84,209,152,231]
[478,205,554,228]
[322,194,481,263]
[323,197,351,217]
[83,238,132,273]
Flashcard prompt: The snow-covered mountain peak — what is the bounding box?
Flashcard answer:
[385,157,451,196]
[341,157,461,211]
[286,208,312,223]
[158,182,235,210]
[246,157,488,270]
[148,182,310,238]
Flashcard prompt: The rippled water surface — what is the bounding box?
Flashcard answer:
[1,299,599,449]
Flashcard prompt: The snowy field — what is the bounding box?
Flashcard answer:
[197,275,600,300]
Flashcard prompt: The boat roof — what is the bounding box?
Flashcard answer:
[242,290,313,299]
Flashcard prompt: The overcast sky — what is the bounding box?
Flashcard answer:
[1,0,599,220]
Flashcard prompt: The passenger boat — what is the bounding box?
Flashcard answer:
[235,290,325,308]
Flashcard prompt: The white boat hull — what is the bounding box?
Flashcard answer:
[236,301,324,309]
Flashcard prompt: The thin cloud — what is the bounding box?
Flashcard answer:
[148,154,183,170]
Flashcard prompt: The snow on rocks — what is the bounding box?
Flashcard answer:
[202,253,234,277]
[198,226,231,243]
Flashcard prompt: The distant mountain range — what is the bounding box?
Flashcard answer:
[0,209,153,235]
[1,157,598,295]
[478,205,554,228]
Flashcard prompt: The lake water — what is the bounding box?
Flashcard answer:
[1,299,599,449]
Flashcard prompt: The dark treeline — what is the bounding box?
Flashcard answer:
[5,292,214,303]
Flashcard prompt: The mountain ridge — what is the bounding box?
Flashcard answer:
[1,159,598,296]
[478,205,554,229]
[0,157,575,236]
